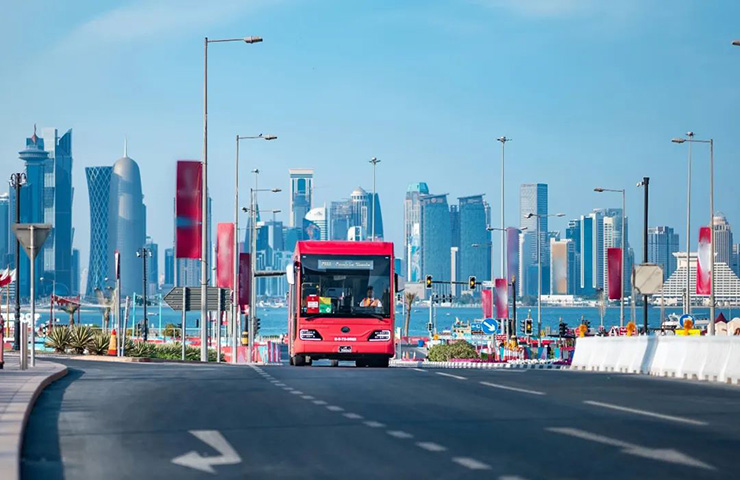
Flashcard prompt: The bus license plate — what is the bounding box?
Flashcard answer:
[339,346,352,353]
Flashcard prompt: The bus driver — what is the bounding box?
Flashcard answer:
[360,286,383,308]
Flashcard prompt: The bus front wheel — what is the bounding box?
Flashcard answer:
[293,354,306,366]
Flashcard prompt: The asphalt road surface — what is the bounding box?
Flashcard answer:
[22,358,740,479]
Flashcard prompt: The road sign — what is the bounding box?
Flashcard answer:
[163,287,231,312]
[12,224,52,260]
[678,314,694,328]
[481,318,498,335]
[633,263,664,295]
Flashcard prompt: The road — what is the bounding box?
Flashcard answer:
[21,358,740,479]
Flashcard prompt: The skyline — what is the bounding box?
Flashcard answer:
[1,1,739,282]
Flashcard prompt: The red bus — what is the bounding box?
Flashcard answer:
[287,241,396,367]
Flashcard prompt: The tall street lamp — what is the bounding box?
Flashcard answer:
[234,134,276,363]
[9,172,26,350]
[248,187,281,363]
[496,137,511,277]
[201,35,263,362]
[525,212,564,341]
[670,132,694,314]
[369,157,381,241]
[594,187,626,327]
[672,136,715,334]
[636,177,650,334]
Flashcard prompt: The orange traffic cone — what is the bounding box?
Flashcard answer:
[108,329,118,356]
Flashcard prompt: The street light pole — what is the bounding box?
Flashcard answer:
[201,35,263,363]
[369,157,380,241]
[497,137,511,278]
[234,134,276,364]
[136,247,151,342]
[637,178,649,334]
[9,172,26,351]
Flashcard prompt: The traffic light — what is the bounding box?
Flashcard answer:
[469,276,476,290]
[425,275,433,289]
[520,321,526,334]
[253,317,261,335]
[558,321,567,337]
[526,318,533,336]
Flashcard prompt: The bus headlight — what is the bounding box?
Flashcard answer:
[368,330,391,341]
[299,329,323,341]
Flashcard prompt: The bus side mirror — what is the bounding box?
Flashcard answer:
[395,273,405,293]
[286,263,295,286]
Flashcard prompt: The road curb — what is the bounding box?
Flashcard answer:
[390,360,567,370]
[0,360,68,480]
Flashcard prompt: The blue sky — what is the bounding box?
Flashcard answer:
[1,0,739,280]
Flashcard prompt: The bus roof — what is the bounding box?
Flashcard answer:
[295,240,394,256]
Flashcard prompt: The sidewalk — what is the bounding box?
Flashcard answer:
[0,353,67,480]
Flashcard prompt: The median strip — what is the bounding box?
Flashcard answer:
[583,400,708,426]
[480,381,545,396]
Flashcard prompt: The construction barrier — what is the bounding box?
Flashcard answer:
[573,336,740,384]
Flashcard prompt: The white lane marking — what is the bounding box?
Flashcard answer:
[326,405,344,412]
[302,395,315,400]
[172,430,242,474]
[313,400,327,405]
[413,368,427,372]
[387,430,413,439]
[436,372,467,380]
[547,427,715,470]
[290,391,303,395]
[480,381,545,396]
[452,457,492,470]
[416,442,447,452]
[283,387,293,391]
[275,383,286,387]
[364,421,385,428]
[343,413,363,420]
[583,400,708,426]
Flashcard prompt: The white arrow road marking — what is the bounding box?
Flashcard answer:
[547,427,715,470]
[172,430,242,474]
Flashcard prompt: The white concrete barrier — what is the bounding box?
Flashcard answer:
[574,336,740,385]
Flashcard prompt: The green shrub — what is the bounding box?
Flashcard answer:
[127,341,155,357]
[45,326,71,353]
[88,333,110,355]
[427,340,479,362]
[69,326,95,354]
[162,323,179,338]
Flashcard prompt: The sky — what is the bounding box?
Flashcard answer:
[1,0,739,281]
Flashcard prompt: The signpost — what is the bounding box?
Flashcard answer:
[164,287,232,312]
[12,224,52,369]
[481,318,498,335]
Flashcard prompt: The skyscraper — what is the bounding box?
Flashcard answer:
[420,194,451,295]
[713,213,733,266]
[329,200,352,240]
[16,127,49,299]
[85,166,113,295]
[404,182,429,282]
[458,195,490,285]
[164,248,174,288]
[580,214,595,295]
[304,207,328,240]
[550,238,570,295]
[566,220,581,295]
[108,152,146,297]
[39,128,74,297]
[289,169,313,228]
[648,226,679,280]
[520,184,548,298]
[350,187,369,240]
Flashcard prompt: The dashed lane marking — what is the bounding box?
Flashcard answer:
[452,457,492,470]
[313,400,328,405]
[326,405,344,412]
[343,413,363,419]
[583,400,708,426]
[302,395,315,400]
[416,442,447,452]
[436,372,467,380]
[480,381,545,396]
[387,430,413,439]
[364,421,385,428]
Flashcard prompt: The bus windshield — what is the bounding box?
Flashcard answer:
[300,254,392,319]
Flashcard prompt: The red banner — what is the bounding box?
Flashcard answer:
[216,223,235,289]
[481,289,493,318]
[176,161,202,259]
[697,226,711,295]
[238,253,251,309]
[607,247,622,300]
[495,278,509,319]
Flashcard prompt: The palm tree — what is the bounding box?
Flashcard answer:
[95,288,114,333]
[59,301,80,326]
[403,291,417,337]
